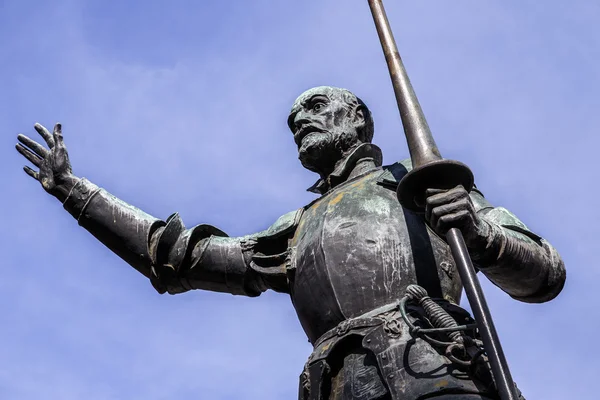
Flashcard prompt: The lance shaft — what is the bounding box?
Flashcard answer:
[367,1,519,399]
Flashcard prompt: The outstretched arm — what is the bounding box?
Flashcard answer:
[424,185,566,303]
[16,123,266,297]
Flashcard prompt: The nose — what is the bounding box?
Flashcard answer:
[293,111,311,130]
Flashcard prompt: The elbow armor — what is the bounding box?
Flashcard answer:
[148,212,228,294]
[472,204,566,303]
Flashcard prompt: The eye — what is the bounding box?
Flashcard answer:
[312,102,325,112]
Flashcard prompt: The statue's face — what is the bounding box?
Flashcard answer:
[288,87,365,174]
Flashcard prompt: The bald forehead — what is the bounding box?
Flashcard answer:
[290,86,357,114]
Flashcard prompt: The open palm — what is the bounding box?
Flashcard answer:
[16,123,76,202]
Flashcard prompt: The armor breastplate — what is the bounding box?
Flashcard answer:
[290,167,462,344]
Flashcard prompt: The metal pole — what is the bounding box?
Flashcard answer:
[366,1,519,399]
[447,228,519,400]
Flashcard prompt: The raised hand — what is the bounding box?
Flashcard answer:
[16,123,78,202]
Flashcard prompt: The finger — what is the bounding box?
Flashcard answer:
[429,199,471,230]
[426,202,465,228]
[16,143,42,168]
[17,134,48,157]
[34,123,55,148]
[436,210,471,236]
[425,189,448,221]
[425,185,464,197]
[426,185,468,209]
[53,123,63,143]
[425,188,446,197]
[23,166,39,181]
[426,188,460,221]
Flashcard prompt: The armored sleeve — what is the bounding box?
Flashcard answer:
[148,218,267,297]
[63,178,164,279]
[468,188,566,303]
[62,177,266,297]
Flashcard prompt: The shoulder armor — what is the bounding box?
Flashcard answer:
[469,187,493,213]
[398,158,413,172]
[484,207,528,230]
[241,209,302,295]
[376,159,412,190]
[482,207,543,242]
[256,208,304,241]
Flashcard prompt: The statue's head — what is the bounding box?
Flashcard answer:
[288,86,374,176]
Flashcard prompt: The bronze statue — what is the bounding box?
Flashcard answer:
[15,81,565,398]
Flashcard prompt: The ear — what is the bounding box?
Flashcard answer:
[353,105,367,135]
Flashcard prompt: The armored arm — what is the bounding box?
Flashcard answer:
[16,123,294,297]
[466,189,566,303]
[15,123,268,297]
[63,178,162,279]
[63,177,268,296]
[392,160,565,303]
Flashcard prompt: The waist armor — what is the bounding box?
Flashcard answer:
[299,302,501,400]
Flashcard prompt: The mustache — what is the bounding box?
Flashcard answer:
[294,125,326,146]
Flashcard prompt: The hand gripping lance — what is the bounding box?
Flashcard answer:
[367,1,519,399]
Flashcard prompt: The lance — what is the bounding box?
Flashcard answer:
[367,1,519,399]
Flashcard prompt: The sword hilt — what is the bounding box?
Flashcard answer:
[406,284,464,344]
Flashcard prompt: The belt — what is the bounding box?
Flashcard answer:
[313,300,403,348]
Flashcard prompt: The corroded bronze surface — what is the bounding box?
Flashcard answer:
[15,85,564,399]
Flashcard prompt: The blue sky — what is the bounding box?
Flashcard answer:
[2,0,598,398]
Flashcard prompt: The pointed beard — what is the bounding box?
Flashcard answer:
[298,130,359,175]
